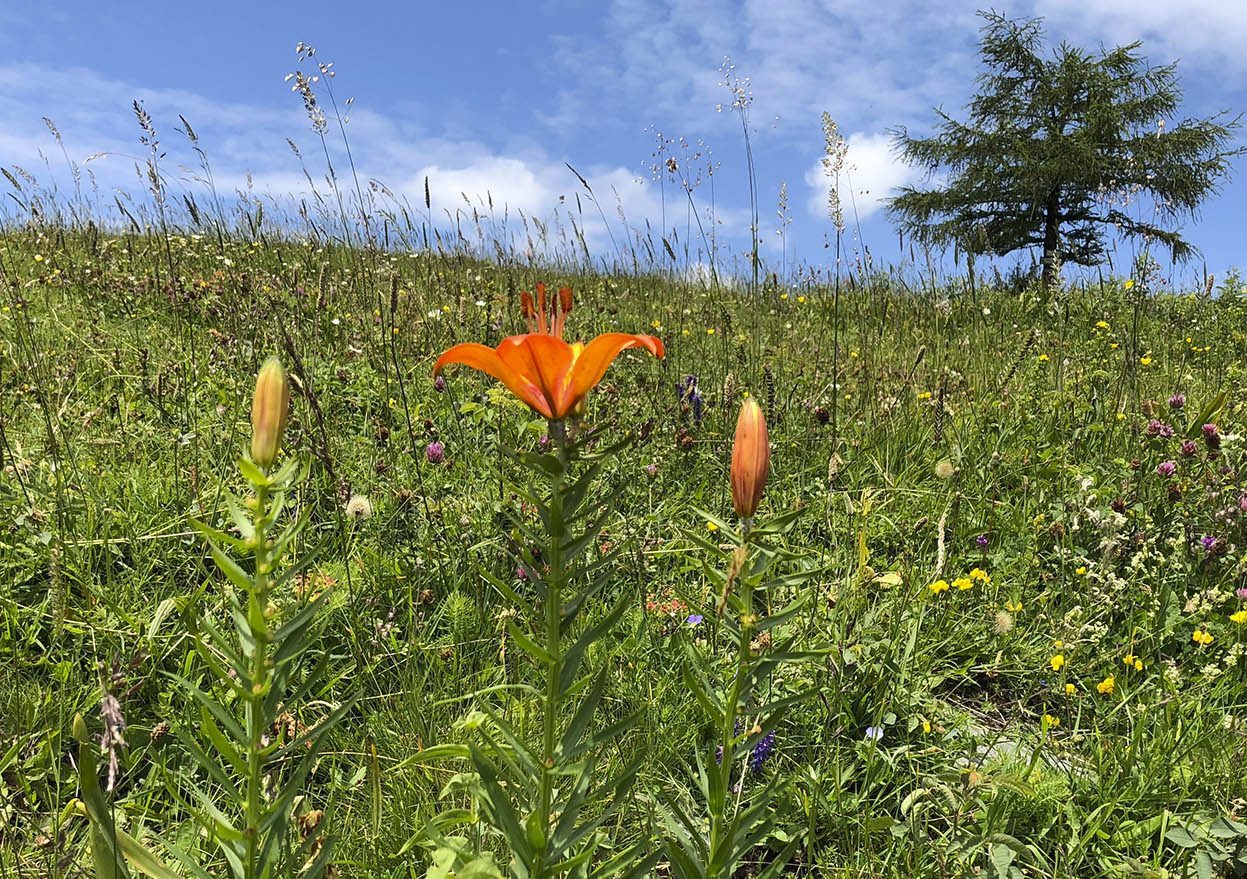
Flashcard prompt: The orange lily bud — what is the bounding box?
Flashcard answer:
[558,286,573,314]
[250,356,290,469]
[730,398,769,519]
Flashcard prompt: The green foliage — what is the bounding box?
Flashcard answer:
[661,511,823,879]
[3,222,1247,879]
[888,11,1245,285]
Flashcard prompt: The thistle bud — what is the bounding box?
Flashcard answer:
[250,357,290,469]
[730,398,770,519]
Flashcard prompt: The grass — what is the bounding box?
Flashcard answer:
[3,215,1247,879]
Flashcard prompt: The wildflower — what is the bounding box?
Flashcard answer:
[433,375,446,392]
[975,535,989,549]
[1124,279,1135,290]
[1179,439,1198,458]
[922,720,932,733]
[1122,653,1142,671]
[1203,423,1221,449]
[1157,461,1177,478]
[1050,654,1065,672]
[953,576,973,590]
[645,463,658,479]
[1005,599,1023,612]
[677,375,704,425]
[864,726,883,743]
[686,614,704,627]
[929,579,950,594]
[250,357,290,470]
[1097,675,1115,694]
[1193,629,1214,646]
[1237,586,1247,600]
[749,732,775,773]
[1043,714,1060,728]
[969,567,990,584]
[1230,610,1247,624]
[345,494,373,520]
[1140,356,1152,366]
[1095,320,1109,329]
[706,521,719,531]
[432,283,662,420]
[1168,393,1186,410]
[994,610,1013,634]
[1065,683,1076,695]
[426,441,445,464]
[1075,566,1087,576]
[1037,354,1049,362]
[730,398,770,520]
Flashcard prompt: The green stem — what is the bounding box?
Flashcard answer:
[536,425,568,877]
[246,480,272,879]
[710,533,754,879]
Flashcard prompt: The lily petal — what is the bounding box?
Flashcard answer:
[563,333,664,413]
[496,334,576,418]
[433,341,554,418]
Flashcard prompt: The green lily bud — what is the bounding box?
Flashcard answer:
[250,357,289,469]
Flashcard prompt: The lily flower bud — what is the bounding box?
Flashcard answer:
[251,356,290,469]
[731,398,770,519]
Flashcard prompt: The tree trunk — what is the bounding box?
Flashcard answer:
[1041,186,1061,291]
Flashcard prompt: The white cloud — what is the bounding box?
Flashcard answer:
[0,61,675,256]
[803,131,924,223]
[1028,0,1247,74]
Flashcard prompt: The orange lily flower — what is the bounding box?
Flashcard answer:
[432,283,663,420]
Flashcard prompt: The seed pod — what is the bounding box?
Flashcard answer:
[251,357,290,469]
[731,398,770,519]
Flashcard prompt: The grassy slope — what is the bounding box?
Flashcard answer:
[3,226,1247,877]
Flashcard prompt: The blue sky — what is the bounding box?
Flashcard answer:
[1,0,1244,285]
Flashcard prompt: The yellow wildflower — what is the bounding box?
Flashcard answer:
[1050,654,1065,672]
[1193,629,1214,646]
[953,576,973,591]
[1097,675,1115,694]
[969,568,991,584]
[1231,610,1247,625]
[1065,683,1076,695]
[1043,714,1060,727]
[929,579,950,594]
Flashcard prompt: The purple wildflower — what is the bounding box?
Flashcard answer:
[677,375,704,425]
[749,732,776,773]
[1239,495,1247,513]
[1201,536,1217,551]
[426,441,445,464]
[1180,439,1198,458]
[1203,424,1221,449]
[1157,460,1177,478]
[976,535,990,549]
[645,463,658,479]
[1168,393,1186,410]
[864,726,884,743]
[686,614,704,627]
[1236,587,1247,600]
[433,375,446,392]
